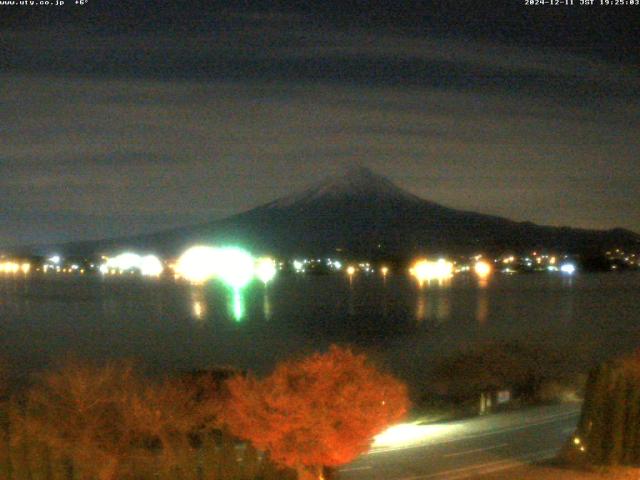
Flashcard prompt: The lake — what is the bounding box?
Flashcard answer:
[1,272,639,393]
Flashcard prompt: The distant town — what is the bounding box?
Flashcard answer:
[1,246,638,285]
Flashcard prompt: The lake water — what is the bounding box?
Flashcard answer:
[1,272,639,393]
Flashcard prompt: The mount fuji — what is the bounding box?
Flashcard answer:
[30,165,640,257]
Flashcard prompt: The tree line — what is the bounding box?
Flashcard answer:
[0,346,409,480]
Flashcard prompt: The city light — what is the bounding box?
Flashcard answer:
[106,252,141,272]
[560,263,576,275]
[139,255,164,277]
[293,260,304,273]
[215,247,255,289]
[381,266,389,277]
[474,260,492,279]
[100,252,164,277]
[346,265,356,276]
[0,262,20,274]
[410,259,453,286]
[176,246,220,284]
[175,245,256,287]
[255,257,277,285]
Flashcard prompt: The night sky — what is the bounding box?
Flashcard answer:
[1,1,639,247]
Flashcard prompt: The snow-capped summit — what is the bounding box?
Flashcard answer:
[41,164,640,257]
[267,163,421,210]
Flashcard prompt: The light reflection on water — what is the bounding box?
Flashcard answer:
[476,288,489,326]
[476,278,490,325]
[414,286,453,324]
[232,287,243,321]
[415,289,426,323]
[1,273,640,384]
[190,287,207,321]
[262,289,272,320]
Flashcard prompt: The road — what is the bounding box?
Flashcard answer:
[338,403,580,480]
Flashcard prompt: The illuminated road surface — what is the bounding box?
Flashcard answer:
[339,404,580,480]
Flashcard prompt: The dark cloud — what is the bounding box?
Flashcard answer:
[0,1,638,246]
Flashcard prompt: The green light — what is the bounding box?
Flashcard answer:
[233,287,244,321]
[216,247,255,289]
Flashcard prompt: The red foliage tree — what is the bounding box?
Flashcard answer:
[19,359,221,480]
[222,345,410,480]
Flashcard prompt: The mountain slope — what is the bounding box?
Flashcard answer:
[26,165,640,257]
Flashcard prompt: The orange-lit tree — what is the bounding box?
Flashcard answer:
[19,359,141,480]
[223,345,410,480]
[19,359,221,480]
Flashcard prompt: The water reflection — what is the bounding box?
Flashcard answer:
[232,287,244,321]
[476,289,489,326]
[435,292,451,321]
[381,281,390,317]
[190,287,207,321]
[415,289,427,323]
[475,277,490,325]
[0,272,636,383]
[381,267,389,286]
[188,284,248,322]
[558,291,575,325]
[347,276,355,316]
[262,288,272,320]
[414,285,451,324]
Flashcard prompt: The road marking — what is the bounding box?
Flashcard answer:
[340,465,372,472]
[443,443,508,458]
[398,448,558,480]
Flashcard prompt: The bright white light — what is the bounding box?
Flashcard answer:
[255,257,277,285]
[215,247,255,289]
[108,252,142,272]
[139,255,164,277]
[48,255,61,265]
[333,260,342,270]
[193,301,204,319]
[293,260,304,273]
[176,246,220,284]
[411,259,453,285]
[372,422,464,451]
[101,252,163,276]
[560,263,576,275]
